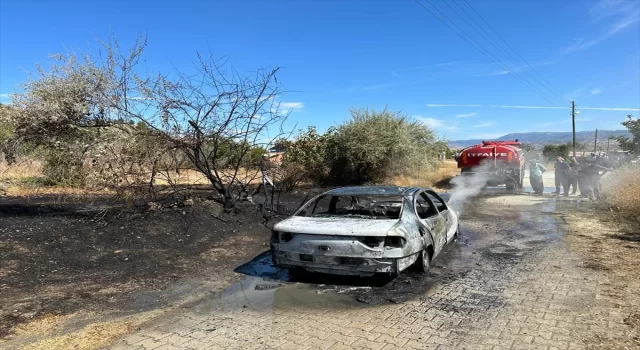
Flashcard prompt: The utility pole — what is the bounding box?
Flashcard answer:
[571,101,576,157]
[593,128,598,153]
[607,137,610,153]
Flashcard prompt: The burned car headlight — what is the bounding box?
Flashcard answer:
[280,232,296,242]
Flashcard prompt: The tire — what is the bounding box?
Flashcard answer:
[506,173,523,190]
[414,248,431,274]
[288,266,306,280]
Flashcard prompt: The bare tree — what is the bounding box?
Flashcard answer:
[4,35,290,208]
[103,39,289,209]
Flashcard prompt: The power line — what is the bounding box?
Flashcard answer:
[459,0,570,104]
[413,0,600,132]
[573,104,597,131]
[564,101,596,131]
[452,0,602,131]
[444,0,565,106]
[429,0,599,132]
[566,101,590,132]
[573,106,595,131]
[576,105,594,129]
[455,0,599,132]
[413,0,564,108]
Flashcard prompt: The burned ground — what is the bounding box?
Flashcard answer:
[2,186,640,350]
[0,188,318,340]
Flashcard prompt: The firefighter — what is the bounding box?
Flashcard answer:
[554,157,570,197]
[567,157,579,195]
[529,159,546,194]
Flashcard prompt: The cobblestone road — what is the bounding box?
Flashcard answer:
[111,197,632,350]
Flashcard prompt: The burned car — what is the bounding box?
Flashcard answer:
[270,186,459,276]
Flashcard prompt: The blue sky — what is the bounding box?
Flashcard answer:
[1,0,639,141]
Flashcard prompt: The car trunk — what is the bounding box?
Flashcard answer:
[274,217,399,258]
[275,216,398,236]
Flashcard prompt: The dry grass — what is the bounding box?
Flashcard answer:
[8,310,163,350]
[564,210,640,349]
[153,167,263,186]
[604,167,640,221]
[389,160,460,190]
[0,158,43,181]
[0,155,265,196]
[13,314,76,337]
[3,155,461,195]
[7,186,113,198]
[21,321,136,350]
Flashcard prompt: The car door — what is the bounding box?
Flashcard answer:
[426,190,456,242]
[415,192,447,255]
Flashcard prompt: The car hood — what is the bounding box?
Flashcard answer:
[273,216,399,237]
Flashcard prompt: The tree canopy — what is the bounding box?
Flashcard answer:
[614,116,640,154]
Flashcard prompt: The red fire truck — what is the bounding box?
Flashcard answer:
[456,140,525,190]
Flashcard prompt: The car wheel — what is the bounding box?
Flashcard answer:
[287,267,306,280]
[414,249,431,274]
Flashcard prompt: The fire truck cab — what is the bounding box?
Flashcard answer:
[456,140,525,190]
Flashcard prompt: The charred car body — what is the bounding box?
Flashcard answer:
[456,140,525,190]
[270,186,459,276]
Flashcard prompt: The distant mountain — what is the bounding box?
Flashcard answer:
[448,130,632,149]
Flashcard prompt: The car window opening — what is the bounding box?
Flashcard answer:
[417,192,439,219]
[297,194,404,219]
[426,191,447,212]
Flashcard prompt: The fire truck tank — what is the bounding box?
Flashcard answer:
[456,140,525,190]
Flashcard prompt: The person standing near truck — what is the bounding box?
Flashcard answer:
[584,158,610,200]
[529,159,546,194]
[554,157,570,196]
[567,157,579,195]
[577,159,590,198]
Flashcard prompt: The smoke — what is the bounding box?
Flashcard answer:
[448,162,495,211]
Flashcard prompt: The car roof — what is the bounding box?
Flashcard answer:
[322,186,426,196]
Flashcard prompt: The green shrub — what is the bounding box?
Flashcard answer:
[542,143,571,159]
[280,126,330,185]
[325,108,439,185]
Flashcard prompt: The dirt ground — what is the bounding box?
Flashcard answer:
[563,208,640,349]
[1,176,640,350]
